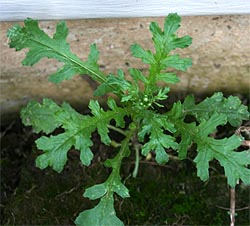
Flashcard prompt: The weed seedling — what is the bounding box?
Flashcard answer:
[7,13,250,225]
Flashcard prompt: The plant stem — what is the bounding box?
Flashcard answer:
[230,188,236,226]
[132,145,140,178]
[106,126,136,183]
[107,125,127,136]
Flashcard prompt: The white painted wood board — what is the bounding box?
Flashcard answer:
[1,0,250,21]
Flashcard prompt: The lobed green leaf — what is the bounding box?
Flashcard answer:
[75,195,124,226]
[194,135,248,187]
[183,92,250,127]
[138,110,177,164]
[163,13,181,37]
[79,129,132,226]
[168,107,250,187]
[7,18,106,84]
[89,99,126,144]
[35,133,73,172]
[150,13,192,55]
[22,97,127,172]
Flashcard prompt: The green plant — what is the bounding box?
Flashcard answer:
[7,13,250,225]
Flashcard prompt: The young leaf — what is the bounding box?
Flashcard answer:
[130,13,192,93]
[138,110,177,164]
[150,13,192,55]
[89,99,126,144]
[7,18,106,83]
[163,13,181,37]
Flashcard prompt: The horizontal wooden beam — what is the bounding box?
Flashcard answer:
[1,0,250,21]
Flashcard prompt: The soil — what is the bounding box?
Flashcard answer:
[1,94,250,226]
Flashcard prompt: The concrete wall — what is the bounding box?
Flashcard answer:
[1,15,250,122]
[1,0,250,21]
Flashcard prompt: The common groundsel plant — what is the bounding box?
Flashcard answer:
[7,13,250,225]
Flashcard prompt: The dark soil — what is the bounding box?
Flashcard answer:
[1,94,250,226]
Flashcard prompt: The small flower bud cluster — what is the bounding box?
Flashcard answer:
[138,94,152,108]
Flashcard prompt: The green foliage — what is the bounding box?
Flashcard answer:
[138,110,177,164]
[7,13,250,225]
[75,195,124,226]
[167,100,249,187]
[21,97,126,172]
[183,92,249,126]
[7,18,105,83]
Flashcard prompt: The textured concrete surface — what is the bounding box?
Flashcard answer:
[1,15,250,122]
